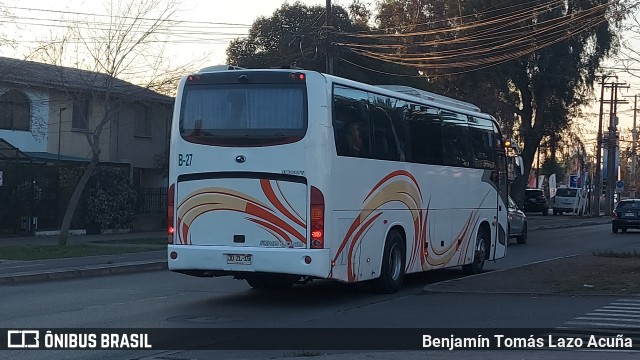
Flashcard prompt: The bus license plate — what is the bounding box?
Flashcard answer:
[226,254,252,265]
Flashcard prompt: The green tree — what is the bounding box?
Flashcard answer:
[371,0,621,203]
[226,1,424,85]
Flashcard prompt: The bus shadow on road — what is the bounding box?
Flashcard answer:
[184,268,471,312]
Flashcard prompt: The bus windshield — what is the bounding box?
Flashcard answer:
[180,83,307,146]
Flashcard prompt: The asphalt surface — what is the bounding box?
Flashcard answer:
[0,216,610,285]
[2,216,636,360]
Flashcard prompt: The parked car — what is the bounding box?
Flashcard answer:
[524,188,549,216]
[553,187,583,215]
[508,196,527,244]
[612,199,640,233]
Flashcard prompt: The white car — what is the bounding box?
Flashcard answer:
[553,187,583,215]
[508,196,527,244]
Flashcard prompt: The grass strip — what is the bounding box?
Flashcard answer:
[593,250,640,258]
[0,244,163,260]
[91,238,166,245]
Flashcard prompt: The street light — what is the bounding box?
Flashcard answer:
[58,107,67,161]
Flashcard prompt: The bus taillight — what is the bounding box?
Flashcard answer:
[168,183,175,244]
[310,186,325,249]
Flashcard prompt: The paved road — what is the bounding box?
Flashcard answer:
[1,223,639,360]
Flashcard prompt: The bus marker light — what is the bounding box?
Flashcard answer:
[310,186,325,249]
[304,256,312,264]
[170,251,178,260]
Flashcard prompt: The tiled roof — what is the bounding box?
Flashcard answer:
[0,57,173,105]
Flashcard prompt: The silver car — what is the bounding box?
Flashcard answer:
[508,196,527,244]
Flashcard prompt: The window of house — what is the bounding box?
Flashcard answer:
[135,105,152,137]
[0,90,31,131]
[72,97,89,130]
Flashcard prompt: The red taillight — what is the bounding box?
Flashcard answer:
[168,183,175,244]
[310,186,324,249]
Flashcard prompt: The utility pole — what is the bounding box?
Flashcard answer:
[593,76,607,216]
[633,95,638,199]
[604,82,629,215]
[622,94,639,198]
[325,0,334,74]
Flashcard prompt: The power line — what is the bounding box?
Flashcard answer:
[3,5,252,27]
[336,2,607,72]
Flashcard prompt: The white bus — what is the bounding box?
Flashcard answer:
[168,67,514,293]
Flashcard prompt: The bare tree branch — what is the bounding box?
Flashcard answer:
[22,0,207,245]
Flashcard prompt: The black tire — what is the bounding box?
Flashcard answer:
[542,208,548,216]
[622,228,628,233]
[463,231,487,275]
[373,230,405,294]
[517,223,528,244]
[612,225,619,233]
[246,275,293,289]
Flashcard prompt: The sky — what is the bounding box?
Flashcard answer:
[0,0,340,66]
[1,0,640,149]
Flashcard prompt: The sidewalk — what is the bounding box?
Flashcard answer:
[0,231,166,284]
[0,216,611,285]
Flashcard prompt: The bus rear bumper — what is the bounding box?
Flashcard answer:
[167,245,331,278]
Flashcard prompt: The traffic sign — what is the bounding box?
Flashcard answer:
[616,180,624,190]
[569,175,578,188]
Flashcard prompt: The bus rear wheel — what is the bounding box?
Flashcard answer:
[462,231,486,275]
[373,230,405,294]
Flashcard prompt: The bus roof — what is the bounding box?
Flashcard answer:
[376,85,481,113]
[321,73,493,121]
[192,66,495,122]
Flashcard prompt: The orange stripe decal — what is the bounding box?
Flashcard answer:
[245,203,306,243]
[260,179,306,228]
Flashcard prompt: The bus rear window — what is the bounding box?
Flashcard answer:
[180,84,307,146]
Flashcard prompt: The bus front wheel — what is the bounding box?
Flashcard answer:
[373,230,405,294]
[462,231,486,275]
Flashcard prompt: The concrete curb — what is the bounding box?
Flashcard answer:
[0,260,167,285]
[529,220,609,231]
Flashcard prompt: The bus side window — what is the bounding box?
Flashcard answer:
[333,85,372,158]
[441,111,472,167]
[370,104,402,161]
[468,120,496,170]
[409,106,442,165]
[391,100,411,162]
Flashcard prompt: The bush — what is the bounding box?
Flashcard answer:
[84,166,136,231]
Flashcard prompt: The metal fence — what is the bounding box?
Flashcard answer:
[137,187,167,214]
